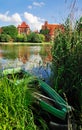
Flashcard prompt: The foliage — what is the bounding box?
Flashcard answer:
[0,34,11,42]
[51,17,82,129]
[40,29,50,35]
[0,24,45,43]
[40,29,50,42]
[16,34,27,42]
[2,25,18,41]
[27,32,45,43]
[37,34,45,42]
[0,74,49,130]
[0,76,36,130]
[75,17,82,34]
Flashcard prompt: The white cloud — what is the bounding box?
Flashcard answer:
[33,2,45,7]
[0,11,45,31]
[0,11,22,25]
[24,12,44,30]
[11,13,22,24]
[0,13,10,22]
[28,5,32,9]
[28,1,45,9]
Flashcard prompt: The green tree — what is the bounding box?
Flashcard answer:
[0,34,11,42]
[40,29,50,41]
[40,29,50,35]
[27,32,44,43]
[2,25,18,41]
[38,34,45,42]
[16,34,27,42]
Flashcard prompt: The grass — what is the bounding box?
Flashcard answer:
[0,75,37,130]
[51,19,82,130]
[0,71,49,130]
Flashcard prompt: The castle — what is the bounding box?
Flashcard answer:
[17,22,30,35]
[17,21,64,41]
[41,21,64,41]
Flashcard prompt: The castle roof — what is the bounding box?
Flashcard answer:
[17,22,30,28]
[42,21,64,35]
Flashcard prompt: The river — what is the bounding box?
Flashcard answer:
[0,43,52,82]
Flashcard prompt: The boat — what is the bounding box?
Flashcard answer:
[49,121,68,130]
[0,67,35,86]
[1,67,71,121]
[33,92,68,120]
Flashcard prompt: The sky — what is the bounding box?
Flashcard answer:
[0,0,82,31]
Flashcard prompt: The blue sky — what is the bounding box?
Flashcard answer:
[0,0,82,30]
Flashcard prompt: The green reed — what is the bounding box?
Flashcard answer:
[51,17,82,130]
[0,75,37,130]
[0,73,49,130]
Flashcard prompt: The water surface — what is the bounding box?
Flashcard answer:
[0,43,52,82]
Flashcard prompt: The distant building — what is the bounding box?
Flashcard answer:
[41,21,64,41]
[17,22,30,35]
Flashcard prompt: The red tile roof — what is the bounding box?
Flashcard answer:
[42,21,64,35]
[17,22,30,28]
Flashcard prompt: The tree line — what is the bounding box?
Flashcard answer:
[0,25,45,43]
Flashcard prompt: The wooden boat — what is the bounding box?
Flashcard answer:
[1,67,71,120]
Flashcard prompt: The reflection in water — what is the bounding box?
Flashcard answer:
[0,44,52,82]
[25,54,42,70]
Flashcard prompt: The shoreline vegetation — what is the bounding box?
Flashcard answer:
[0,42,52,45]
[0,70,51,130]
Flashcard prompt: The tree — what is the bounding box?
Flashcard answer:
[0,34,11,42]
[16,34,27,42]
[40,29,50,41]
[2,25,18,41]
[27,32,44,43]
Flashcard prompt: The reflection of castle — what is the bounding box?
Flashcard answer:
[17,22,30,35]
[18,46,30,64]
[0,49,3,58]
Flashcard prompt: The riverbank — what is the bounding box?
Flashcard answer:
[0,42,53,46]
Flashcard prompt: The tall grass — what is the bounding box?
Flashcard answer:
[51,17,82,129]
[0,72,50,130]
[0,75,37,130]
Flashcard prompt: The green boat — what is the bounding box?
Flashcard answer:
[33,80,71,120]
[38,80,71,110]
[1,67,34,86]
[1,67,71,120]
